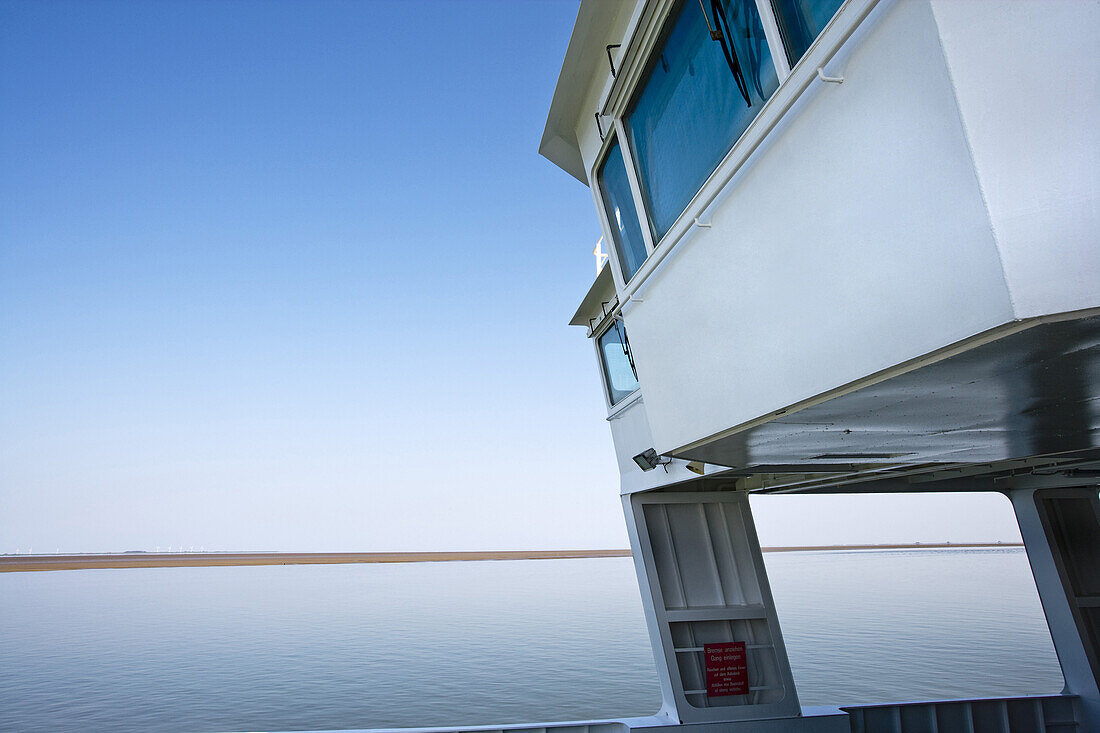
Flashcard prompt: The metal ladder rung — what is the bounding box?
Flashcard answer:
[665,604,766,622]
[683,685,778,695]
[674,644,773,653]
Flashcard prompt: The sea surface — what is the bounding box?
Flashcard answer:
[0,548,1063,732]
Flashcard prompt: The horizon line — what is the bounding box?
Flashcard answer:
[0,543,1024,572]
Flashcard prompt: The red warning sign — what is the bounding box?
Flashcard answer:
[704,641,748,697]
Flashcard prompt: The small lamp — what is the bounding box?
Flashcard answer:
[633,448,672,472]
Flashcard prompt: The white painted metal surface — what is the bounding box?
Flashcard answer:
[560,0,1099,463]
[267,709,854,733]
[551,1,1099,729]
[1012,487,1100,731]
[624,490,800,723]
[843,694,1082,733]
[612,0,1016,456]
[929,0,1100,320]
[606,399,713,494]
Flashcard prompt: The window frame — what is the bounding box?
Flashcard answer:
[587,0,860,302]
[590,130,658,292]
[593,317,642,411]
[621,0,788,244]
[770,0,848,67]
[588,0,791,277]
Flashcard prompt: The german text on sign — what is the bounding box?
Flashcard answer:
[704,641,748,697]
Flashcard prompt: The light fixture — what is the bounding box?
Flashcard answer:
[633,448,672,472]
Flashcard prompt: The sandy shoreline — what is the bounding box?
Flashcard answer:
[761,542,1022,553]
[0,543,1022,572]
[0,549,632,572]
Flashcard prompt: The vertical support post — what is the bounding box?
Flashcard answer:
[623,492,680,723]
[1009,486,1100,730]
[622,488,800,724]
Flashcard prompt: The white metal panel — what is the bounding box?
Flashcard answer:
[283,708,854,733]
[628,491,800,723]
[1012,487,1100,731]
[843,694,1082,733]
[622,0,1014,456]
[929,0,1100,320]
[609,398,709,494]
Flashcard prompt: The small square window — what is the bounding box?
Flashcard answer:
[598,322,640,405]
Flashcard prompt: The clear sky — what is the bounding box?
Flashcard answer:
[0,0,1021,554]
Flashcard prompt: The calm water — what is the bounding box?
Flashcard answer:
[0,549,1062,732]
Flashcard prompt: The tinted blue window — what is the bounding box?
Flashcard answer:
[771,0,845,65]
[598,322,640,405]
[626,0,779,241]
[597,140,649,282]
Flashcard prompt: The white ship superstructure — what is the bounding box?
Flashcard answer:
[539,0,1099,731]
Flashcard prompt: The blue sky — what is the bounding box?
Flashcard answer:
[0,0,1020,552]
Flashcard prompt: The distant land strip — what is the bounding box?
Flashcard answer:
[0,543,1023,572]
[761,542,1022,553]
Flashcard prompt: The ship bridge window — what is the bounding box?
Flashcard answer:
[598,321,640,406]
[598,139,649,282]
[771,0,846,65]
[626,0,779,242]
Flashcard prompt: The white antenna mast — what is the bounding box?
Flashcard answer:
[593,236,608,275]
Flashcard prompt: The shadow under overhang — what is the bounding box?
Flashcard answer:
[671,314,1100,472]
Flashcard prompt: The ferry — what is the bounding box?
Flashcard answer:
[534,0,1099,731]
[344,0,1097,731]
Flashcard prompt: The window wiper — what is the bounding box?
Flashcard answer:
[729,0,769,100]
[711,0,751,106]
[613,320,639,381]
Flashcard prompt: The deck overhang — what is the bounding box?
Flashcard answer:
[671,314,1100,474]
